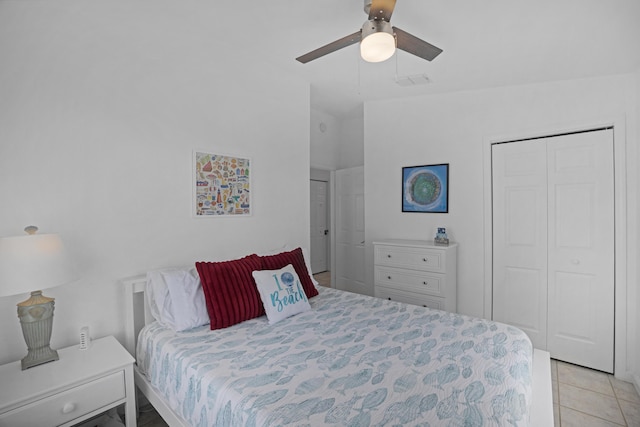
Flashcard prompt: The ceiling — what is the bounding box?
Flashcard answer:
[5,1,640,118]
[224,0,640,115]
[213,0,640,117]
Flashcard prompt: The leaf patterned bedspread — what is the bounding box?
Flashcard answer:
[137,287,533,426]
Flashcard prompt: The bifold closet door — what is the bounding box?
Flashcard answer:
[492,129,614,373]
[492,140,548,350]
[546,130,614,372]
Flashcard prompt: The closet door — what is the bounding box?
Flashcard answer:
[492,129,615,373]
[546,130,614,372]
[492,140,548,350]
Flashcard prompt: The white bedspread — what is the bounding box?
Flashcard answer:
[137,287,533,426]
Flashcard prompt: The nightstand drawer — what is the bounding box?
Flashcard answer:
[0,370,125,427]
[374,245,445,272]
[375,286,446,311]
[375,266,445,296]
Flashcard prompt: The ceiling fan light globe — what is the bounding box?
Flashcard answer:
[360,32,395,62]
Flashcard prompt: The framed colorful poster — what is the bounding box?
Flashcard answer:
[402,163,449,213]
[193,151,251,217]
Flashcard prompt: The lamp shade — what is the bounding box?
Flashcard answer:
[0,232,76,297]
[360,19,395,63]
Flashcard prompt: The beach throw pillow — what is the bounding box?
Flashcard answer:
[252,264,311,324]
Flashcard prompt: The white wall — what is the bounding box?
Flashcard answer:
[310,105,364,171]
[337,105,365,169]
[310,107,341,170]
[365,73,638,378]
[635,69,640,391]
[0,1,310,364]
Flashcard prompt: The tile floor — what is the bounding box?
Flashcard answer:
[137,272,640,426]
[552,359,640,426]
[314,270,332,287]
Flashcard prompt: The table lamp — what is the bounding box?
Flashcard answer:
[0,226,76,370]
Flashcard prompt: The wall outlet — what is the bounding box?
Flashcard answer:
[79,326,90,350]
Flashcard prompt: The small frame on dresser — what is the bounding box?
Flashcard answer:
[402,163,449,213]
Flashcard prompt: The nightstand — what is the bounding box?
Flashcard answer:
[0,335,136,427]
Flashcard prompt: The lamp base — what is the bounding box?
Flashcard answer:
[21,347,59,370]
[17,291,59,370]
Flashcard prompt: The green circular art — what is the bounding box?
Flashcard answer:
[410,172,441,206]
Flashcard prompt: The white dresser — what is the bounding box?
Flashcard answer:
[373,239,457,312]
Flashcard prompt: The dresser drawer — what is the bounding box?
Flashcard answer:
[375,286,446,311]
[374,245,446,272]
[375,266,445,297]
[0,370,125,427]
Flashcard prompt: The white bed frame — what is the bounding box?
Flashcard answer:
[122,275,554,427]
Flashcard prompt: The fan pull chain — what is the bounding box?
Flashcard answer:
[394,49,399,83]
[357,54,361,95]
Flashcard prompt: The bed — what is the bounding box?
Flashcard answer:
[122,252,553,427]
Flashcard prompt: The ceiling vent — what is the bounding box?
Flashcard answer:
[395,73,431,86]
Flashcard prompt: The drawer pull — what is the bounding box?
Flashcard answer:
[387,297,391,301]
[423,281,428,285]
[387,276,392,280]
[423,258,428,262]
[387,254,392,258]
[62,402,76,414]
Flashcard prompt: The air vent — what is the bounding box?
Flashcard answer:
[395,73,431,86]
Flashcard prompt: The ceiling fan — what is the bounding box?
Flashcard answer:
[296,0,443,64]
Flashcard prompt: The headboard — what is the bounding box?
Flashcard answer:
[122,275,153,357]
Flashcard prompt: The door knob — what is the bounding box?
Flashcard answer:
[62,403,76,414]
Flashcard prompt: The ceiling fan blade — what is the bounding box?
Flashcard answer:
[393,27,443,61]
[368,0,397,22]
[296,31,362,63]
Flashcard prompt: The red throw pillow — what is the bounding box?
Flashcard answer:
[259,247,319,299]
[195,254,263,330]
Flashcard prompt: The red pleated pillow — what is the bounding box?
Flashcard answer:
[259,247,319,299]
[195,254,263,330]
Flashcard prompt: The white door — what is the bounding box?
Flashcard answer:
[335,166,368,295]
[310,179,328,273]
[492,128,615,372]
[546,131,614,372]
[492,140,549,349]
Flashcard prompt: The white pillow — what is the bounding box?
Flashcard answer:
[145,267,209,331]
[252,264,311,324]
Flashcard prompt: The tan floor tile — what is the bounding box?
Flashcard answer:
[313,271,331,287]
[554,404,560,426]
[619,398,640,427]
[552,379,559,404]
[559,406,625,427]
[551,359,558,381]
[610,376,640,404]
[557,361,614,397]
[559,383,625,425]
